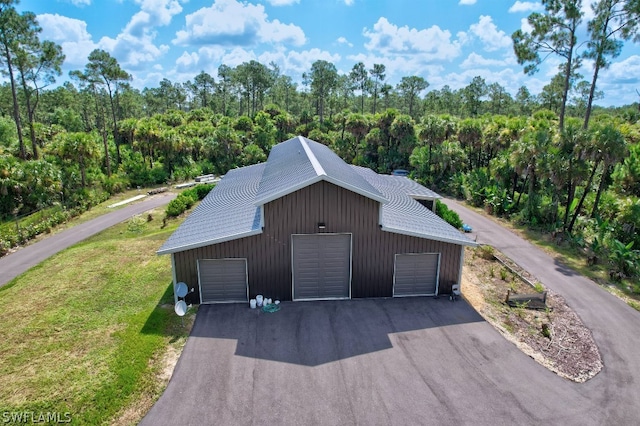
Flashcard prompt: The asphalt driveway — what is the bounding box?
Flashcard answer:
[0,192,175,288]
[141,298,601,426]
[142,199,640,426]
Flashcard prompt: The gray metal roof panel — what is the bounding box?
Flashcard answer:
[254,136,386,205]
[254,136,319,205]
[303,136,387,203]
[351,166,475,246]
[381,175,441,199]
[157,163,265,254]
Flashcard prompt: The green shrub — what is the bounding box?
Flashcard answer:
[195,184,214,200]
[165,197,187,217]
[435,200,463,229]
[0,205,72,250]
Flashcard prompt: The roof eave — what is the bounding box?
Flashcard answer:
[323,175,388,204]
[254,175,323,206]
[254,175,388,206]
[409,194,442,200]
[157,229,263,255]
[380,225,477,247]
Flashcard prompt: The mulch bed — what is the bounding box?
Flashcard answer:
[463,247,603,383]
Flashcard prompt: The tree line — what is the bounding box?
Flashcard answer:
[0,0,639,279]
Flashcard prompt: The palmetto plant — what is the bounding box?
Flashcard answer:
[609,239,640,279]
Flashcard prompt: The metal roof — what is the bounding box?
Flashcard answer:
[351,166,476,247]
[156,163,265,255]
[158,136,474,255]
[254,136,387,205]
[382,175,441,200]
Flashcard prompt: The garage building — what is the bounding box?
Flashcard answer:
[157,136,476,304]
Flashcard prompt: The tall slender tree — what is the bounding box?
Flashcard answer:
[397,76,428,118]
[369,63,386,114]
[82,49,131,166]
[512,0,583,130]
[0,0,29,158]
[349,62,369,113]
[15,38,64,159]
[308,60,338,123]
[583,0,640,128]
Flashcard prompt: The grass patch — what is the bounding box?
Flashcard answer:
[0,207,192,424]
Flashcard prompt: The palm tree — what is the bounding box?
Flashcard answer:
[568,123,627,233]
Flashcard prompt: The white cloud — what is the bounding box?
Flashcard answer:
[508,1,543,13]
[99,0,183,69]
[69,0,91,6]
[362,17,462,61]
[173,0,306,47]
[602,55,640,84]
[581,1,595,21]
[520,17,533,33]
[172,46,339,82]
[431,67,541,98]
[37,14,97,66]
[337,36,353,47]
[460,52,516,69]
[344,0,354,5]
[346,51,444,84]
[274,48,341,75]
[597,56,640,106]
[459,0,477,5]
[469,15,512,52]
[266,0,299,5]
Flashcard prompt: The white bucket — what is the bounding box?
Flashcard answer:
[256,295,263,307]
[250,299,257,309]
[267,298,272,305]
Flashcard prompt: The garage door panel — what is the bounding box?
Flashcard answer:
[394,253,440,297]
[293,234,351,300]
[198,259,248,303]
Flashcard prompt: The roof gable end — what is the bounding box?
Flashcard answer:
[254,136,387,206]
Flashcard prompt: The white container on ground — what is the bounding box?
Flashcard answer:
[250,299,257,309]
[256,295,263,307]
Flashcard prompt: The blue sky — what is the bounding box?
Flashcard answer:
[16,0,640,107]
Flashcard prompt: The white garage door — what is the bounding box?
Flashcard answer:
[393,253,440,297]
[292,234,351,301]
[197,259,248,303]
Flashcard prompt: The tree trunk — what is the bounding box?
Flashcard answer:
[563,157,575,231]
[19,73,39,160]
[4,44,26,159]
[568,160,599,234]
[583,61,601,130]
[515,174,528,209]
[372,87,377,114]
[94,90,111,177]
[559,56,572,130]
[591,163,609,218]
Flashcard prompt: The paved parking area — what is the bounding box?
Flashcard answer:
[142,298,600,426]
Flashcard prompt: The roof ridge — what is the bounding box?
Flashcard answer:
[298,136,326,177]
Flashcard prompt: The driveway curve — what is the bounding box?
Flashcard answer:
[442,198,640,425]
[0,192,175,288]
[142,198,640,426]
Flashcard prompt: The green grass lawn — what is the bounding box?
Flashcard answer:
[0,207,193,425]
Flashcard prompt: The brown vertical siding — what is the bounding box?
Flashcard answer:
[174,180,462,303]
